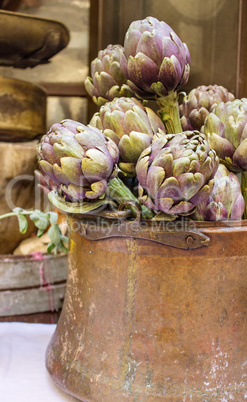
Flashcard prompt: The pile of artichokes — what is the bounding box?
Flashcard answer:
[36,16,247,222]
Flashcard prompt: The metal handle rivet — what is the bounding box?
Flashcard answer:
[186,236,194,246]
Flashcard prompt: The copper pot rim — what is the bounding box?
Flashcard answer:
[67,209,247,230]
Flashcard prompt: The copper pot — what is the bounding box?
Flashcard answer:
[46,213,247,400]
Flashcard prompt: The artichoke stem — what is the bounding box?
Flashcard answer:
[106,177,154,219]
[157,91,183,134]
[241,171,247,219]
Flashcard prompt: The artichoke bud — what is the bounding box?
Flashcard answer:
[84,44,134,106]
[192,164,245,221]
[89,97,166,176]
[123,16,191,99]
[37,119,119,202]
[204,99,247,172]
[179,85,235,132]
[136,130,219,217]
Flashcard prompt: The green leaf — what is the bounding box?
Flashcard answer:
[48,211,58,225]
[47,242,56,254]
[37,228,45,238]
[30,210,50,230]
[17,213,28,233]
[48,223,62,246]
[60,235,69,243]
[60,242,68,254]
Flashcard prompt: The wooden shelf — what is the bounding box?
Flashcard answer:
[39,82,87,97]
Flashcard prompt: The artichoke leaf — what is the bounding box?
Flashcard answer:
[48,190,117,214]
[152,211,178,221]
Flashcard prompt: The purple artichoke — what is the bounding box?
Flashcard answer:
[89,97,166,176]
[179,84,235,131]
[84,44,133,107]
[123,16,191,100]
[192,164,245,221]
[136,131,219,216]
[203,98,247,172]
[37,119,119,201]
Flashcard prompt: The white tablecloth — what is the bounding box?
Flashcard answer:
[0,322,77,401]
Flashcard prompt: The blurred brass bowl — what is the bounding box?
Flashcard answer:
[0,0,22,11]
[0,76,47,142]
[0,10,70,68]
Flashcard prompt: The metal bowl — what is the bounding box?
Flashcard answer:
[0,76,47,142]
[0,9,70,68]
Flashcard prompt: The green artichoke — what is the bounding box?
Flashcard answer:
[89,97,166,176]
[179,84,235,132]
[203,98,247,172]
[123,16,190,100]
[84,44,133,107]
[37,119,119,201]
[136,131,219,217]
[192,164,245,221]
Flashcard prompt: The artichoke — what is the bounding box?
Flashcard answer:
[179,84,235,131]
[192,164,245,221]
[123,16,191,100]
[84,44,133,107]
[203,98,247,172]
[37,119,119,202]
[136,131,219,217]
[89,96,166,176]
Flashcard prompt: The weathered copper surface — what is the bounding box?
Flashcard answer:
[46,215,247,400]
